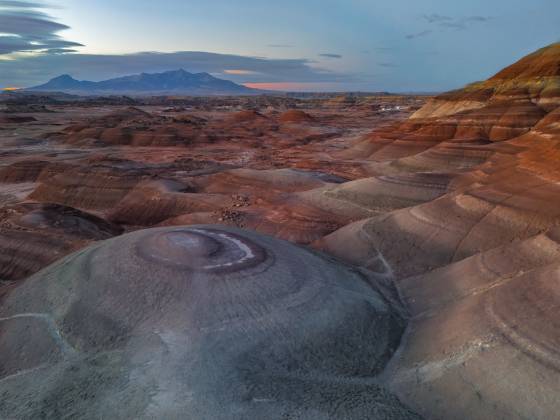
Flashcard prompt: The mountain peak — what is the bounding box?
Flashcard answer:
[28,74,88,91]
[162,69,191,75]
[52,74,77,82]
[27,69,258,96]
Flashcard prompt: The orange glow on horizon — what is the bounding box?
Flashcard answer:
[224,69,259,75]
[2,87,20,91]
[244,82,339,91]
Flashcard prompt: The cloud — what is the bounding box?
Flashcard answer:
[406,30,432,40]
[463,16,492,23]
[378,62,398,68]
[319,53,342,59]
[0,50,356,88]
[423,14,453,23]
[45,48,79,54]
[422,13,493,31]
[267,44,294,48]
[0,1,82,55]
[0,1,45,7]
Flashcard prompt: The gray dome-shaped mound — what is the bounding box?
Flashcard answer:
[0,226,419,419]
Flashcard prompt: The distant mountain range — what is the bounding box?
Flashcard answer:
[27,69,259,96]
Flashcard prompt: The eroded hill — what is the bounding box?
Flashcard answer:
[1,43,560,419]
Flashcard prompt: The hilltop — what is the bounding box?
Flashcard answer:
[412,42,560,118]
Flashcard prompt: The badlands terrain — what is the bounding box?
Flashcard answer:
[1,43,560,419]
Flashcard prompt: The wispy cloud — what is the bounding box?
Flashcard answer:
[45,48,79,54]
[0,1,82,55]
[319,53,342,59]
[406,30,433,40]
[407,13,492,39]
[423,13,453,23]
[422,13,493,31]
[0,1,47,7]
[463,16,492,23]
[378,62,398,68]
[267,44,294,48]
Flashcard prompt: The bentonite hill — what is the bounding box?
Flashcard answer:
[0,226,420,419]
[1,42,560,419]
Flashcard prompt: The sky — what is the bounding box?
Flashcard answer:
[0,0,559,92]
